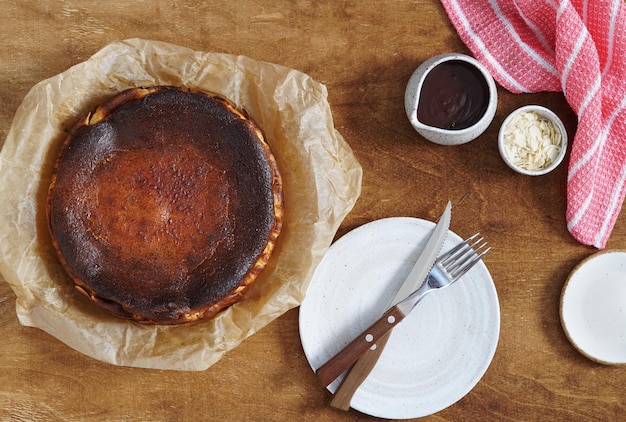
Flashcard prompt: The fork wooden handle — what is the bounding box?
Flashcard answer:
[316,306,405,387]
[330,330,392,410]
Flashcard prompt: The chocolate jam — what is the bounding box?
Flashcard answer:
[417,60,489,130]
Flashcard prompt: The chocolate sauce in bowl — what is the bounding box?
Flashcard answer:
[417,60,489,130]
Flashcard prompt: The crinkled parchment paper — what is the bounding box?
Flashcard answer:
[0,38,362,370]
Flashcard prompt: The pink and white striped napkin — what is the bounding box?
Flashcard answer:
[439,0,626,248]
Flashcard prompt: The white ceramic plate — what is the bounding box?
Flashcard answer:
[299,217,500,419]
[560,250,626,365]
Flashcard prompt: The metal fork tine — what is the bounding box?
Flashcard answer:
[437,232,489,281]
[456,246,490,278]
[439,233,479,266]
[443,234,482,272]
[450,244,491,279]
[448,248,479,275]
[438,242,466,264]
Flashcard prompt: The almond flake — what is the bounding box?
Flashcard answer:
[502,110,562,171]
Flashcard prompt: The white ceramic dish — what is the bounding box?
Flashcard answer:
[498,105,568,176]
[404,53,498,145]
[560,250,626,365]
[299,217,500,419]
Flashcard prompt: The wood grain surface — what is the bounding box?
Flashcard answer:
[2,1,626,421]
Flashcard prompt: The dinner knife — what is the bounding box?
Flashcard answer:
[318,201,451,390]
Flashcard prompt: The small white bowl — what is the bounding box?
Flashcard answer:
[404,53,498,145]
[560,250,626,365]
[498,105,567,176]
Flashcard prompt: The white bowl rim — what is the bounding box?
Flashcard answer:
[498,104,568,176]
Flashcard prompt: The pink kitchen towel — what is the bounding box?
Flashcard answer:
[439,0,626,248]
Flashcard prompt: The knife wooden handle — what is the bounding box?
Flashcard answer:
[330,330,392,410]
[316,306,404,387]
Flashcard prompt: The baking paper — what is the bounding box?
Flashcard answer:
[0,38,362,370]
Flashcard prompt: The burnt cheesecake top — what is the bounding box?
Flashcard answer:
[47,86,283,325]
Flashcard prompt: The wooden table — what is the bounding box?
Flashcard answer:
[2,1,625,420]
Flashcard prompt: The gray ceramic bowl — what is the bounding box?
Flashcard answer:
[405,53,498,145]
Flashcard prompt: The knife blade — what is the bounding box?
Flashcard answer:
[317,201,452,389]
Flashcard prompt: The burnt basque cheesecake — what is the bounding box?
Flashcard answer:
[47,86,284,325]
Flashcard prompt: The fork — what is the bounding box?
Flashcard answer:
[316,233,490,388]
